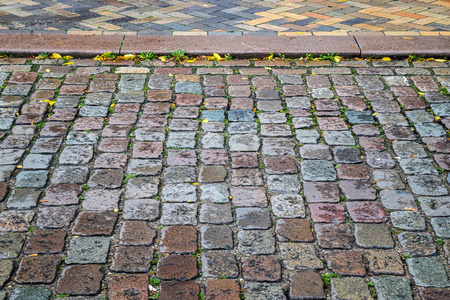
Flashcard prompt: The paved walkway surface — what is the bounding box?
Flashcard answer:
[0,0,449,36]
[0,56,449,300]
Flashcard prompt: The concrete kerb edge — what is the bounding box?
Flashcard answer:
[0,33,449,58]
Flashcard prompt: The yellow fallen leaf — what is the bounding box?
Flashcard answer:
[372,112,378,116]
[185,59,196,63]
[114,209,119,212]
[110,103,115,108]
[435,116,441,121]
[193,182,198,185]
[403,37,413,40]
[266,54,273,60]
[63,55,73,60]
[62,62,73,65]
[202,119,209,123]
[123,54,135,60]
[38,99,56,106]
[265,67,272,70]
[213,53,222,61]
[403,207,417,212]
[159,56,166,62]
[73,236,79,238]
[29,254,38,257]
[296,32,303,35]
[45,69,50,73]
[311,73,316,75]
[335,56,342,63]
[381,57,391,61]
[229,196,233,200]
[51,53,62,59]
[417,92,425,95]
[17,165,23,169]
[435,59,447,62]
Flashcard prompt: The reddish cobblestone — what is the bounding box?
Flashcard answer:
[57,265,104,295]
[157,255,198,280]
[242,255,281,282]
[160,226,198,254]
[108,274,149,300]
[347,202,388,223]
[206,279,240,300]
[15,255,60,283]
[159,281,199,300]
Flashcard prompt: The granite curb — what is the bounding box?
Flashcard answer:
[0,33,448,58]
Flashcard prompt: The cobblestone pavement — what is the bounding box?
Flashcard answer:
[0,0,449,36]
[0,56,449,300]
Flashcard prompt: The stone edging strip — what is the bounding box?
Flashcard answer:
[0,33,449,58]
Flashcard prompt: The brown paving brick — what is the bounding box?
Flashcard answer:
[242,255,281,282]
[264,156,297,174]
[303,182,340,203]
[423,138,450,153]
[201,149,229,165]
[23,230,66,254]
[231,152,258,168]
[0,182,7,202]
[89,81,116,92]
[60,84,86,95]
[9,72,38,84]
[318,117,348,130]
[72,211,118,236]
[347,201,388,223]
[275,219,314,242]
[434,154,450,170]
[175,94,202,106]
[315,223,354,249]
[325,251,366,276]
[157,255,198,280]
[98,138,129,152]
[206,279,240,300]
[15,255,60,284]
[102,125,131,137]
[115,103,141,113]
[397,97,427,110]
[310,203,346,223]
[290,270,326,300]
[15,114,43,125]
[159,281,199,300]
[167,150,197,166]
[132,142,163,158]
[94,153,128,169]
[143,102,171,115]
[108,113,137,125]
[120,221,156,246]
[204,98,228,110]
[364,249,404,275]
[230,98,253,110]
[108,274,149,300]
[337,164,371,180]
[147,90,172,102]
[43,184,81,206]
[339,180,376,200]
[64,74,90,85]
[57,264,104,295]
[420,289,450,300]
[73,117,104,131]
[160,226,197,254]
[111,246,153,272]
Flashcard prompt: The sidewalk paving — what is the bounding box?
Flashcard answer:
[0,56,449,299]
[0,0,449,36]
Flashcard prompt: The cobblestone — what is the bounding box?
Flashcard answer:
[0,59,448,299]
